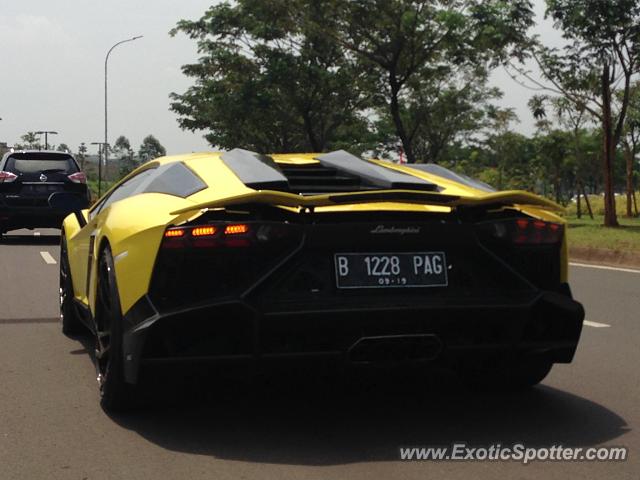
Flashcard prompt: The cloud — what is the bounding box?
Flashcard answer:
[0,14,72,49]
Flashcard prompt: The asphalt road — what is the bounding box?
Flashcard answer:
[0,228,638,480]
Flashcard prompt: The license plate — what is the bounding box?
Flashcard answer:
[23,185,61,194]
[334,252,448,289]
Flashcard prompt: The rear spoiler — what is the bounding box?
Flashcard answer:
[171,189,564,215]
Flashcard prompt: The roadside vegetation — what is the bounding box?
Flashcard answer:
[566,215,640,254]
[564,195,640,253]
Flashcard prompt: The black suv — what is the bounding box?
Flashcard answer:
[0,150,90,234]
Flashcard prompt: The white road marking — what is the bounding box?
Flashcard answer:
[570,262,640,274]
[584,320,611,328]
[39,251,57,265]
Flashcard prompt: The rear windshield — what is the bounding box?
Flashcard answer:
[4,153,78,174]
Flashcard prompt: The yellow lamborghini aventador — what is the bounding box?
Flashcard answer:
[53,149,585,410]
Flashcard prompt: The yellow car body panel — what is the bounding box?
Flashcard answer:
[62,151,570,317]
[169,188,564,215]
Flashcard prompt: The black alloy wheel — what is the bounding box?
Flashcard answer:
[95,245,139,411]
[60,234,84,335]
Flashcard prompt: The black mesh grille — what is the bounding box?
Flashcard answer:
[149,216,558,315]
[149,236,301,312]
[481,244,561,291]
[250,245,534,313]
[279,164,374,194]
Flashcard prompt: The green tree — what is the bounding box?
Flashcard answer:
[56,143,70,153]
[529,95,596,216]
[170,0,372,153]
[138,135,166,163]
[77,143,88,170]
[20,132,40,150]
[324,0,534,163]
[487,131,538,192]
[621,83,640,217]
[484,107,521,190]
[514,0,640,226]
[114,136,138,178]
[534,129,573,204]
[373,70,504,163]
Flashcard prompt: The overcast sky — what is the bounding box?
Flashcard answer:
[0,1,562,156]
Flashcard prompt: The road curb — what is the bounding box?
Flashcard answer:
[569,246,640,269]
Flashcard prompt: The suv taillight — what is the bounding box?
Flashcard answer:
[478,218,564,245]
[0,171,18,183]
[68,172,87,184]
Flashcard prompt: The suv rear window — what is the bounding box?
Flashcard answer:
[4,153,78,175]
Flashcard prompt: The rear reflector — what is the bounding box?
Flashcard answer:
[0,171,18,183]
[68,172,87,184]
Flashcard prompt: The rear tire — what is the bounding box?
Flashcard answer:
[60,234,84,335]
[95,245,140,412]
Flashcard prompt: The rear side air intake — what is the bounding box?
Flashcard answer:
[220,149,289,190]
[220,148,439,194]
[315,150,439,192]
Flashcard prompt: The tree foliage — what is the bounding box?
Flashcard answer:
[374,69,505,163]
[513,0,640,225]
[138,135,166,162]
[76,142,88,170]
[322,0,534,163]
[114,135,139,177]
[170,0,372,153]
[19,132,40,150]
[621,83,640,216]
[442,126,606,210]
[171,0,533,160]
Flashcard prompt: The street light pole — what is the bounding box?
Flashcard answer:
[91,141,109,197]
[104,35,142,184]
[35,131,58,150]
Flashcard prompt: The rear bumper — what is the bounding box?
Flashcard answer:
[0,199,88,230]
[0,207,68,229]
[121,287,585,384]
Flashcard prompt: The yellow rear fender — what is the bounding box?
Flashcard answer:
[62,211,90,303]
[91,193,201,316]
[61,210,88,240]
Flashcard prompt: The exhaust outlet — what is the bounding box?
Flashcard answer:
[348,334,442,364]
